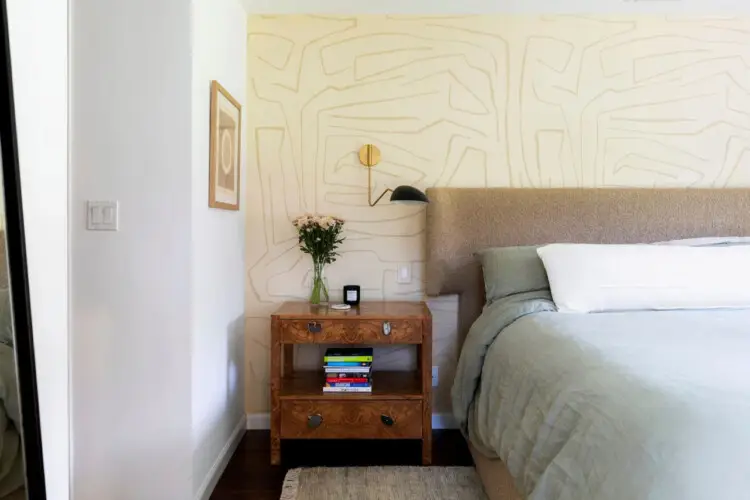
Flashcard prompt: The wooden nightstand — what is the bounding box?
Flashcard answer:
[270,301,433,465]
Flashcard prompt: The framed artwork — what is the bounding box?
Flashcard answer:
[209,80,242,210]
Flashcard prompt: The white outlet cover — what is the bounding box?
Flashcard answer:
[396,263,412,284]
[432,366,439,387]
[87,201,119,231]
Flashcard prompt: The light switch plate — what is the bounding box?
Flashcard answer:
[87,201,119,231]
[396,263,412,284]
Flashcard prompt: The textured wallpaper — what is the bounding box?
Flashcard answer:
[245,15,750,414]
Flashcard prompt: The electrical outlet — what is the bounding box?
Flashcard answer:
[432,366,439,387]
[396,263,412,284]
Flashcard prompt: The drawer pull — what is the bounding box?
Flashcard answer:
[382,321,391,336]
[381,414,395,427]
[307,322,322,334]
[307,414,323,428]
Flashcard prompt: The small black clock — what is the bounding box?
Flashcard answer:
[343,285,361,306]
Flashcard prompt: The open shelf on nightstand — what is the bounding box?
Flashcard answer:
[280,371,423,400]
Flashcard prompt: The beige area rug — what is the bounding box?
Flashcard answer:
[280,466,488,500]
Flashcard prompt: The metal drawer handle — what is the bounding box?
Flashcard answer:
[381,414,394,427]
[382,321,391,336]
[308,414,323,428]
[307,322,322,334]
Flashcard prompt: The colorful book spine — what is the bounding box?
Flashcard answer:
[325,382,370,388]
[324,367,371,374]
[325,377,369,383]
[324,361,371,367]
[322,348,373,393]
[323,386,372,393]
[325,373,371,379]
[324,355,373,362]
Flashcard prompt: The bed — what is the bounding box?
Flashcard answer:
[425,188,750,500]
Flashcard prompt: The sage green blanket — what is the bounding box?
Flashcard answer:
[453,297,750,500]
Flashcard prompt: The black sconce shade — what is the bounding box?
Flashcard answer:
[390,185,429,205]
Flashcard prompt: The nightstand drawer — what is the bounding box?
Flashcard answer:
[280,400,423,439]
[280,319,422,344]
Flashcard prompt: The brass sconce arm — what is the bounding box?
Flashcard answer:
[368,166,393,207]
[358,144,429,207]
[360,144,391,206]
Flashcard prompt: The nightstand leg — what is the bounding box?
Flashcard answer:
[422,437,432,466]
[271,317,282,465]
[421,315,433,465]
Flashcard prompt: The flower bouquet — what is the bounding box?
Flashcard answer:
[292,214,345,305]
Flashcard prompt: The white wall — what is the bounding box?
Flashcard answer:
[70,0,194,498]
[190,0,247,497]
[6,1,70,498]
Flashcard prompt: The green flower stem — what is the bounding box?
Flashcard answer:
[309,260,329,305]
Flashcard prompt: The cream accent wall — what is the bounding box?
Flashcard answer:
[245,15,750,414]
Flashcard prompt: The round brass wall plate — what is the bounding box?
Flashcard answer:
[358,144,381,167]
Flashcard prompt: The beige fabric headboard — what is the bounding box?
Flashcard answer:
[425,188,750,343]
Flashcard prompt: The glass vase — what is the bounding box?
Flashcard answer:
[309,261,330,305]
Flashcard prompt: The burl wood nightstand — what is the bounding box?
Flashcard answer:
[270,301,433,465]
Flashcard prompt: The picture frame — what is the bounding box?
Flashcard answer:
[208,80,242,210]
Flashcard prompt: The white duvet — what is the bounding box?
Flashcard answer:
[468,309,750,500]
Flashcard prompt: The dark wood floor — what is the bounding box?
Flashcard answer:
[210,430,474,500]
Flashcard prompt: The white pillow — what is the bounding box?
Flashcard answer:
[536,243,750,313]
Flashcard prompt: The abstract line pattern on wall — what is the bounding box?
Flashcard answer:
[245,15,750,413]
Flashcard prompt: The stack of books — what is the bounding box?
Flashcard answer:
[323,347,372,393]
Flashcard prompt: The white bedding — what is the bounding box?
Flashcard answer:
[537,244,750,313]
[468,309,750,500]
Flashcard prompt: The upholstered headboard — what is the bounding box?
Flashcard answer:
[425,188,750,343]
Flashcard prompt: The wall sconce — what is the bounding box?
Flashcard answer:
[359,144,429,207]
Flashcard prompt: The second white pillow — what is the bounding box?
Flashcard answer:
[536,243,750,313]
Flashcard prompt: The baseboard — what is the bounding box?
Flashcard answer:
[195,415,246,500]
[246,412,270,429]
[431,413,458,429]
[246,412,458,430]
